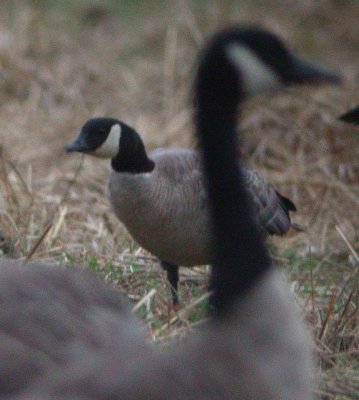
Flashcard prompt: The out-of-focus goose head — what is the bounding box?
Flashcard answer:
[197,27,341,107]
[66,118,154,173]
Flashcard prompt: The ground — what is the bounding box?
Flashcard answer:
[0,1,358,398]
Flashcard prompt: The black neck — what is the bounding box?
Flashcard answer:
[196,53,272,317]
[111,125,155,174]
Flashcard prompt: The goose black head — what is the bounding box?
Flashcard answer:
[66,117,123,158]
[67,117,154,173]
[196,26,341,105]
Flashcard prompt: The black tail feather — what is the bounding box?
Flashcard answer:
[339,106,359,125]
[276,191,297,212]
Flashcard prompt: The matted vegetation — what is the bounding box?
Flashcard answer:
[0,1,358,398]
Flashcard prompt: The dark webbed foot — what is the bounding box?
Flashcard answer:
[160,261,179,306]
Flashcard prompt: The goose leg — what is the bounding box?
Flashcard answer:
[160,261,179,306]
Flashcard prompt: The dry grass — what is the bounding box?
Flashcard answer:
[0,0,358,398]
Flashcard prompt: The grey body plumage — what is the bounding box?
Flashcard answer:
[0,261,144,397]
[109,147,298,266]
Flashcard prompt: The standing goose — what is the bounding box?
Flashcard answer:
[67,119,299,305]
[18,25,340,400]
[339,105,359,125]
[0,26,340,399]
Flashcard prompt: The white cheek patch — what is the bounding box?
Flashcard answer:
[93,124,122,158]
[226,44,282,96]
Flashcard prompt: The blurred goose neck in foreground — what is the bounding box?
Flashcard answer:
[196,30,272,312]
[195,27,341,314]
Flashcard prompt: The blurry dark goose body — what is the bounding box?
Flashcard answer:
[0,25,340,399]
[339,106,359,125]
[68,117,299,303]
[0,261,144,396]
